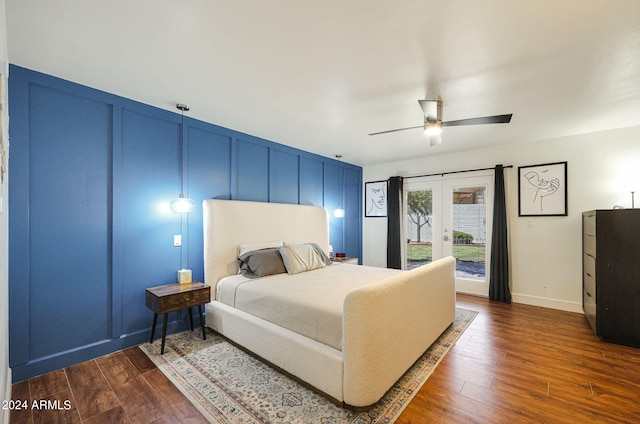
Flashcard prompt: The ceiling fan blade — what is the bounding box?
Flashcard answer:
[442,114,512,127]
[368,125,423,136]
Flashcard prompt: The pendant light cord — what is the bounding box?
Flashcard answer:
[181,109,185,194]
[333,155,346,219]
[177,103,189,195]
[338,168,341,209]
[176,103,190,270]
[336,155,342,209]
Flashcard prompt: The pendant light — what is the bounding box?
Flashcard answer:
[334,155,345,218]
[170,103,195,213]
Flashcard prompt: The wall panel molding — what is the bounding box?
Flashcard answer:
[8,65,362,381]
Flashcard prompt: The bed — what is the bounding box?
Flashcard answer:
[203,199,455,408]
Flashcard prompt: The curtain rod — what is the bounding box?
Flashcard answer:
[402,164,513,180]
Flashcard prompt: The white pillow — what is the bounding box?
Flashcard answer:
[284,242,332,265]
[238,240,284,257]
[279,244,326,275]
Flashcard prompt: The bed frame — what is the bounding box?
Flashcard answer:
[203,199,456,408]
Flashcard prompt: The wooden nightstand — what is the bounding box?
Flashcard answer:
[145,282,211,354]
[332,257,359,265]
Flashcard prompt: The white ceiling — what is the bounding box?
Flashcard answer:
[6,0,640,166]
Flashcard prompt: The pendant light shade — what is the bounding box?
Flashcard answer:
[170,193,195,213]
[170,103,195,213]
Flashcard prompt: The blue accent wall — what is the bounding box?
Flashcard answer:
[8,65,362,382]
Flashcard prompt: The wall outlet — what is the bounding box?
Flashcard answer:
[173,234,182,247]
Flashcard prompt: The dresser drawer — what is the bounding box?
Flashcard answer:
[583,212,596,237]
[583,253,595,281]
[583,233,596,258]
[583,273,596,303]
[583,256,596,322]
[583,285,596,307]
[583,291,597,334]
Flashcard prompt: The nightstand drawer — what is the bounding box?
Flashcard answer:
[146,283,210,314]
[157,289,209,312]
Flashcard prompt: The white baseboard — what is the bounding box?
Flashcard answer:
[511,292,583,313]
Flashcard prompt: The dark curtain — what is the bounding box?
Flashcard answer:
[387,176,404,269]
[489,164,511,303]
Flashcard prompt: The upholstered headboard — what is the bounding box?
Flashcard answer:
[203,199,330,291]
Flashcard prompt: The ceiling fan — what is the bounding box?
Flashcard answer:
[368,99,512,146]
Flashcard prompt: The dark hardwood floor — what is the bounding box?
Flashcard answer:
[10,347,208,424]
[11,294,640,423]
[397,294,640,423]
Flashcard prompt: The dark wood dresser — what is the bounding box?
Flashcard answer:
[583,209,640,347]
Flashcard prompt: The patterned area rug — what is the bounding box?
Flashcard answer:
[140,308,477,423]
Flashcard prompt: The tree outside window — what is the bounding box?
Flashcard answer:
[407,190,432,243]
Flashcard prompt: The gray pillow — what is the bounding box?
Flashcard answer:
[238,248,286,278]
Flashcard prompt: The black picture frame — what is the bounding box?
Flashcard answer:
[365,180,388,217]
[518,161,567,216]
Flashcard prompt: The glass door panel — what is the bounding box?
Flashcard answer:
[451,186,487,280]
[406,189,434,270]
[403,178,442,270]
[442,175,493,296]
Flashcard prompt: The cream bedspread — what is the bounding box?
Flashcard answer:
[216,263,401,350]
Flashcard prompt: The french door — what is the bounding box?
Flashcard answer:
[404,173,494,296]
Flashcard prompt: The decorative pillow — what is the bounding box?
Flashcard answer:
[279,244,327,275]
[307,243,333,265]
[238,248,286,278]
[283,242,333,265]
[238,240,284,257]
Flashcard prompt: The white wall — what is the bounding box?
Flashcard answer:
[363,125,640,313]
[0,0,10,421]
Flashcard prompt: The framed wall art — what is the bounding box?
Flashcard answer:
[518,161,567,216]
[365,180,387,217]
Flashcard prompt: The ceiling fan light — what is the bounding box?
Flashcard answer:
[429,135,443,146]
[424,122,442,136]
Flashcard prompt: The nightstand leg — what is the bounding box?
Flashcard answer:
[150,313,158,343]
[198,304,206,340]
[188,307,194,331]
[161,313,169,355]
